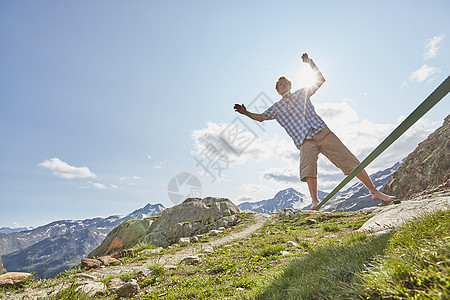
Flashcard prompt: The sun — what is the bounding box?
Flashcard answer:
[295,65,320,88]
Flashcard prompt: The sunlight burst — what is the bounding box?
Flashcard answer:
[294,65,319,88]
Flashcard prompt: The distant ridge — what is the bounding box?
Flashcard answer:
[238,188,328,213]
[1,203,165,279]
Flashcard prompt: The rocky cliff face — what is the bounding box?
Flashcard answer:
[0,257,6,275]
[89,197,240,258]
[384,115,450,199]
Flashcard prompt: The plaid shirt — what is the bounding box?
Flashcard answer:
[263,88,326,149]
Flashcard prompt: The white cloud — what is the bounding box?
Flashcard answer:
[424,34,445,60]
[409,64,441,83]
[38,158,96,179]
[11,222,23,229]
[260,167,299,183]
[88,181,118,190]
[191,121,276,168]
[92,182,108,190]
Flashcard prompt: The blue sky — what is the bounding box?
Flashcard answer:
[1,1,449,228]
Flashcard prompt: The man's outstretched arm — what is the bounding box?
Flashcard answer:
[234,104,270,122]
[302,53,326,96]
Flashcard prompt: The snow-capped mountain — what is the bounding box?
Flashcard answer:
[0,203,165,278]
[238,188,328,213]
[321,160,405,211]
[0,227,34,234]
[126,203,165,220]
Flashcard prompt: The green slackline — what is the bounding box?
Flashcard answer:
[315,75,450,210]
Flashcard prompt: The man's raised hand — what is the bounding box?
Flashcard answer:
[234,104,247,115]
[302,53,312,64]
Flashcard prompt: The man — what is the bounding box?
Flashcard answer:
[234,53,396,209]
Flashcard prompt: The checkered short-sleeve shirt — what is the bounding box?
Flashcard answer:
[263,88,326,149]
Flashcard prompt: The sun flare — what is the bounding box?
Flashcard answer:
[295,65,319,88]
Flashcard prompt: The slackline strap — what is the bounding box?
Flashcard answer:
[315,75,450,210]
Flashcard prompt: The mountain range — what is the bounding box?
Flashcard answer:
[0,227,34,234]
[0,203,164,279]
[238,188,328,213]
[238,160,404,213]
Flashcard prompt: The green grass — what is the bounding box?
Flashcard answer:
[360,208,450,299]
[258,208,450,300]
[2,209,448,300]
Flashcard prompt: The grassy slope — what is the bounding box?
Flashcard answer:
[1,209,448,299]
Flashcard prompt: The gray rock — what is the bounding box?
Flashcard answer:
[209,230,221,236]
[203,246,214,253]
[137,268,154,279]
[252,233,261,237]
[218,226,226,231]
[0,257,6,275]
[280,251,291,256]
[178,237,191,244]
[75,281,106,295]
[139,247,163,255]
[181,256,201,265]
[286,241,297,248]
[116,282,140,297]
[109,278,126,287]
[358,194,450,232]
[76,273,96,281]
[89,197,240,257]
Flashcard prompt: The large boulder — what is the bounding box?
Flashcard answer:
[384,115,450,199]
[89,197,240,257]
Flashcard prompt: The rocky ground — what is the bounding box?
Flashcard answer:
[2,191,449,299]
[1,213,271,299]
[358,190,450,232]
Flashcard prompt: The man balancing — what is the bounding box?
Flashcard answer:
[234,52,396,210]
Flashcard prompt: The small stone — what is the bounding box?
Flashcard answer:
[252,233,261,237]
[81,258,102,269]
[236,287,247,291]
[164,265,177,270]
[191,236,199,242]
[280,251,291,256]
[203,246,214,253]
[286,241,298,248]
[139,247,163,255]
[75,281,106,295]
[116,282,139,297]
[76,273,96,281]
[181,256,201,265]
[209,230,220,236]
[137,268,154,279]
[218,226,226,231]
[306,219,317,225]
[111,248,134,259]
[109,278,126,287]
[178,237,191,244]
[223,244,232,248]
[98,255,120,266]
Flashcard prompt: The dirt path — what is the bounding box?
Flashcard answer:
[90,212,272,278]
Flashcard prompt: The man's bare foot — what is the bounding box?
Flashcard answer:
[370,190,396,205]
[311,201,319,210]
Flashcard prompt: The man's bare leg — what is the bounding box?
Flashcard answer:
[305,177,320,209]
[356,170,396,204]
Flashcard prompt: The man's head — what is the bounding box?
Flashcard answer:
[275,76,292,97]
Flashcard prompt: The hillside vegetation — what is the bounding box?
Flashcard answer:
[1,208,448,299]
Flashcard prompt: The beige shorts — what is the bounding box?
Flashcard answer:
[299,127,360,182]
